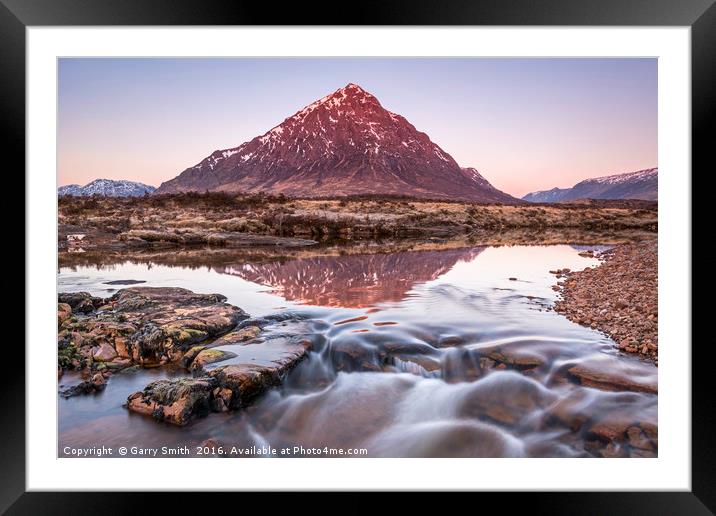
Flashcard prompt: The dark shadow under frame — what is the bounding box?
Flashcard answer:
[2,0,711,513]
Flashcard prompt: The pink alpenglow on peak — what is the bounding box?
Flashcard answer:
[155,84,517,203]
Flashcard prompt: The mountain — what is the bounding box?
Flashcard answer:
[58,179,156,197]
[522,187,571,203]
[522,168,658,203]
[155,83,516,203]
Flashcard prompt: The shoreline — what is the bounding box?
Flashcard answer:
[553,241,658,363]
[58,193,657,254]
[58,228,655,271]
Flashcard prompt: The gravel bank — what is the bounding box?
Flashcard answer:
[553,240,658,363]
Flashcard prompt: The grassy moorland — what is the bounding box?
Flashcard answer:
[58,192,657,252]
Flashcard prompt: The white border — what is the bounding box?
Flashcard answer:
[27,27,691,491]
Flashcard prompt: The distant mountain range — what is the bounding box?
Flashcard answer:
[58,179,156,197]
[155,83,517,203]
[522,168,658,203]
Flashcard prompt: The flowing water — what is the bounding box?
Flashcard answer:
[58,243,657,458]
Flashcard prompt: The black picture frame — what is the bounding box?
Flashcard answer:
[4,0,710,512]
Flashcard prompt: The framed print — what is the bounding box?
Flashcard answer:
[5,0,712,512]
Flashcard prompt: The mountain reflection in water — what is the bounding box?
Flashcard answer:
[216,248,485,308]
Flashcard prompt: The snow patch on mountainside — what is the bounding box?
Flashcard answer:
[586,167,658,185]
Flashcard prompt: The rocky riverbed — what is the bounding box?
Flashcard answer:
[552,240,657,362]
[58,287,316,425]
[58,244,658,457]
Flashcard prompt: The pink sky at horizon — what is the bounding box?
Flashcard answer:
[58,58,657,198]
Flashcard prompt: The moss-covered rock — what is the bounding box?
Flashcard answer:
[125,377,218,425]
[125,336,313,424]
[168,327,209,347]
[58,342,79,369]
[190,349,237,372]
[58,287,249,370]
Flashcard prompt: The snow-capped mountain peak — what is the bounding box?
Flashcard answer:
[522,167,658,202]
[58,179,156,197]
[156,83,516,203]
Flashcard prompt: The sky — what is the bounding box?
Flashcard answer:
[58,58,657,197]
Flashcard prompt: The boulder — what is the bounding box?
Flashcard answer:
[91,372,106,387]
[57,287,249,371]
[60,375,106,398]
[566,362,657,394]
[93,342,118,362]
[126,336,312,424]
[331,339,387,372]
[125,377,218,426]
[588,416,633,442]
[57,292,103,313]
[481,343,546,370]
[626,426,654,450]
[208,338,311,408]
[458,371,557,426]
[58,303,72,328]
[113,288,247,364]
